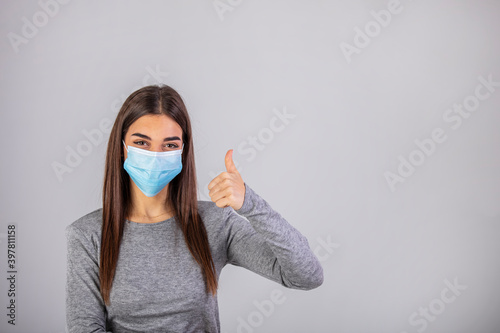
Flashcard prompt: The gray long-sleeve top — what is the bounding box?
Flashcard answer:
[65,183,323,332]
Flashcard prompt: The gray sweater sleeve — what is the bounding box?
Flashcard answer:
[65,224,111,333]
[225,183,324,289]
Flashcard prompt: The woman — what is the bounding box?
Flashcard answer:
[65,84,324,332]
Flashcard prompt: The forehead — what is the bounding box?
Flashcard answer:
[127,114,182,136]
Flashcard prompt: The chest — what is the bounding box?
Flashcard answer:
[108,226,208,315]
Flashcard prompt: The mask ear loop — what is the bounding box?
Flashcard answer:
[122,140,129,152]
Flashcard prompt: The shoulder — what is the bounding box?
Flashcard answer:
[65,208,103,246]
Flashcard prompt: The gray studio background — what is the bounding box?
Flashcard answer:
[1,0,500,332]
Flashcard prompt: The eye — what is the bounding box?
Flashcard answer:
[165,143,179,149]
[134,140,148,146]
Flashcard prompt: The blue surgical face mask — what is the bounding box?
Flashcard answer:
[122,140,184,197]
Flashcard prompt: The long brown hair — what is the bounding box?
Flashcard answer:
[100,84,217,305]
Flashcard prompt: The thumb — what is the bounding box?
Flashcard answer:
[225,149,238,174]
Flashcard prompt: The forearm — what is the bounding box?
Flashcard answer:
[232,183,324,289]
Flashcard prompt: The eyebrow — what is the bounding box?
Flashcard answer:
[131,133,181,142]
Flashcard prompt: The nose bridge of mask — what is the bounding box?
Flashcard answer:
[123,141,184,170]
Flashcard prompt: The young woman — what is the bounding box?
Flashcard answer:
[65,84,323,332]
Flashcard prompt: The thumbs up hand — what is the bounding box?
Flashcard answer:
[208,149,246,210]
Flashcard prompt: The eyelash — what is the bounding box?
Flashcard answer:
[134,141,178,148]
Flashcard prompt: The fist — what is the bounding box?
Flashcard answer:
[207,149,245,210]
